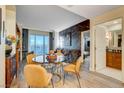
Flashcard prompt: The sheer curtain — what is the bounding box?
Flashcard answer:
[29,30,49,55]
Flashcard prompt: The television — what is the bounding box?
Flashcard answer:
[87,41,90,47]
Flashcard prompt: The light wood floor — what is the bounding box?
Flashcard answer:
[11,56,124,88]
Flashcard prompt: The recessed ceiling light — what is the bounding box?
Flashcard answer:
[113,21,118,24]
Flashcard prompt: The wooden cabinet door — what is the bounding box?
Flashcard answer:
[106,51,122,70]
[113,53,122,70]
[6,57,13,88]
[106,52,113,67]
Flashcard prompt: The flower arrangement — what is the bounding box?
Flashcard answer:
[6,35,16,44]
[5,35,17,56]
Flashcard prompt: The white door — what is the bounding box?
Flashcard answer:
[95,26,106,71]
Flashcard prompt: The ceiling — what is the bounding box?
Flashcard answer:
[16,5,86,32]
[97,18,122,31]
[16,5,122,32]
[102,18,122,27]
[59,5,122,18]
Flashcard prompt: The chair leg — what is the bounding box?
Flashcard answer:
[51,79,54,88]
[77,73,81,78]
[63,72,66,85]
[76,73,81,88]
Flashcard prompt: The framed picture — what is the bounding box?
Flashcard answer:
[0,8,2,44]
[64,32,72,46]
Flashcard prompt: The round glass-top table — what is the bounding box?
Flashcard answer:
[32,54,65,64]
[32,54,65,86]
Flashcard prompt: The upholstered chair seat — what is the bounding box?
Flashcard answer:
[24,64,54,88]
[26,52,40,65]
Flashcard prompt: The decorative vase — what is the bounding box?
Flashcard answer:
[46,55,57,63]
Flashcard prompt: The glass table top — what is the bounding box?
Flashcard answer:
[32,55,65,64]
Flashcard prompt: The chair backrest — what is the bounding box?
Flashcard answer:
[24,64,50,87]
[26,53,36,64]
[75,56,83,73]
[56,50,63,56]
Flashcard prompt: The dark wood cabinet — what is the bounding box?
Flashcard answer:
[5,55,17,88]
[106,51,121,70]
[5,25,21,88]
[16,25,21,74]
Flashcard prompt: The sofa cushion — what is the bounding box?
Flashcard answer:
[62,49,81,63]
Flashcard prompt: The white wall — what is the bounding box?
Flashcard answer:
[0,5,16,87]
[0,5,5,87]
[6,6,16,55]
[54,31,60,50]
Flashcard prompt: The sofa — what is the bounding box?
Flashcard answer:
[61,49,81,63]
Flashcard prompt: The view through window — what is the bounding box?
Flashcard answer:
[29,34,49,55]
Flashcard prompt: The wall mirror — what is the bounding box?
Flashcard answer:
[103,18,122,49]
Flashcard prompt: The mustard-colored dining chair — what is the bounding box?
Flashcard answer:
[56,50,63,56]
[63,56,83,88]
[26,52,37,64]
[24,64,54,88]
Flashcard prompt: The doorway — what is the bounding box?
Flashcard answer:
[94,18,123,81]
[81,31,90,70]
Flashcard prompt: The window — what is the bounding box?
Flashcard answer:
[29,33,49,55]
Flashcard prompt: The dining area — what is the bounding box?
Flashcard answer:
[24,49,83,88]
